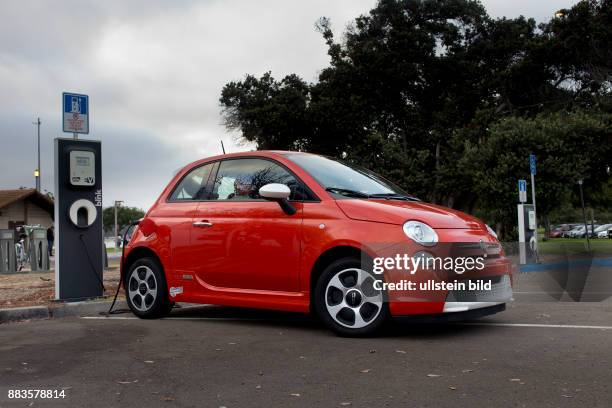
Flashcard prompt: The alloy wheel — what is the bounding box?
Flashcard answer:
[325,268,383,329]
[128,265,158,312]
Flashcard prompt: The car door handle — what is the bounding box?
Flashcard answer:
[193,220,213,228]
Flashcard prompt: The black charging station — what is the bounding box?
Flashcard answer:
[54,138,104,300]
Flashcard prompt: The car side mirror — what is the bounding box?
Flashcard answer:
[259,183,296,215]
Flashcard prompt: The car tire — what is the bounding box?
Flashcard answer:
[125,257,173,319]
[314,257,389,337]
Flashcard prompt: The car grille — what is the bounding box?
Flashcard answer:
[445,275,512,302]
[450,242,502,259]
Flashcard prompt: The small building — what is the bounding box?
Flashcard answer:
[0,189,54,230]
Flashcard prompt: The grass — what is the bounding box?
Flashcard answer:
[538,237,612,256]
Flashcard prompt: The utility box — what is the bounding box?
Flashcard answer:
[0,229,16,273]
[29,227,49,272]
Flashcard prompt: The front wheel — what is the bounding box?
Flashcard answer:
[125,257,173,318]
[314,257,389,336]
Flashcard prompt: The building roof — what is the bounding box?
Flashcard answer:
[0,189,54,214]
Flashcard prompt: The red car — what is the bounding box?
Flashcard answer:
[123,151,512,335]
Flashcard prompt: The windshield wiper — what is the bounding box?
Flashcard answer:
[325,188,420,201]
[368,193,420,202]
[325,187,370,198]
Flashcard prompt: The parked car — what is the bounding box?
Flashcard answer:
[559,224,582,238]
[568,225,598,238]
[565,226,582,238]
[122,151,512,336]
[593,223,612,239]
[549,224,574,238]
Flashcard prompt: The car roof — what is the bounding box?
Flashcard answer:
[179,150,314,172]
[201,149,311,161]
[595,223,612,230]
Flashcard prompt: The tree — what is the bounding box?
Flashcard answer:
[220,0,611,238]
[220,73,312,150]
[102,206,145,235]
[459,110,611,238]
[538,0,611,107]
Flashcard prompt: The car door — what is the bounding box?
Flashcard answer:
[163,162,218,278]
[190,157,304,292]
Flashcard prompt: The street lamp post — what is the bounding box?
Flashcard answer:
[114,200,124,249]
[33,117,41,192]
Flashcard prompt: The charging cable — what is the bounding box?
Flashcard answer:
[78,234,106,292]
[106,219,141,315]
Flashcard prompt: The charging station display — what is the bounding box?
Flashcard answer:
[69,150,96,187]
[54,138,104,300]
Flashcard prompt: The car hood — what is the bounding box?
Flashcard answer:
[335,199,486,229]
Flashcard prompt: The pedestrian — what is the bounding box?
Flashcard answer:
[47,226,54,257]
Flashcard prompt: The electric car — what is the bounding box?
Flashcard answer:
[123,151,512,336]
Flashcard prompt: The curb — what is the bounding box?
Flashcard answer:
[0,305,50,322]
[0,300,129,323]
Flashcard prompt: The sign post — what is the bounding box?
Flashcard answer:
[529,154,538,261]
[62,92,89,139]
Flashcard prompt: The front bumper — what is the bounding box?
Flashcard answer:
[443,301,505,313]
[388,273,513,316]
[443,274,513,312]
[393,303,506,323]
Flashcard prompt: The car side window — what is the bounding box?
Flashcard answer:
[210,158,304,201]
[169,163,215,201]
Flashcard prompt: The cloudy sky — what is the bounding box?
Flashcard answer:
[0,0,578,210]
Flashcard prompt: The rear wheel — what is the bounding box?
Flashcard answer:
[125,257,173,318]
[314,257,388,336]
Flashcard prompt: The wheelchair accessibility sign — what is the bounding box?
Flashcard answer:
[63,92,89,134]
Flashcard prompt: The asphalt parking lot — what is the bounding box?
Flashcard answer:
[1,301,611,408]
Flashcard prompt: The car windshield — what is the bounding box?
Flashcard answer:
[285,153,417,200]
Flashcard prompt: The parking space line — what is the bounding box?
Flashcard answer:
[513,291,612,294]
[456,322,612,330]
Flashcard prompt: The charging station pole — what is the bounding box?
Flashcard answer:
[529,154,538,262]
[55,92,104,300]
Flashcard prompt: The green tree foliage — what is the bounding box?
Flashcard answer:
[460,110,611,238]
[220,0,611,238]
[102,206,145,235]
[220,73,311,150]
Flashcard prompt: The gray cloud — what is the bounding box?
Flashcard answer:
[0,0,579,209]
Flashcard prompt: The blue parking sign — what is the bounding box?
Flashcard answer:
[518,179,527,202]
[529,154,536,175]
[62,92,89,134]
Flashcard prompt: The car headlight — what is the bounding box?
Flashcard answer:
[486,224,498,239]
[403,221,438,247]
